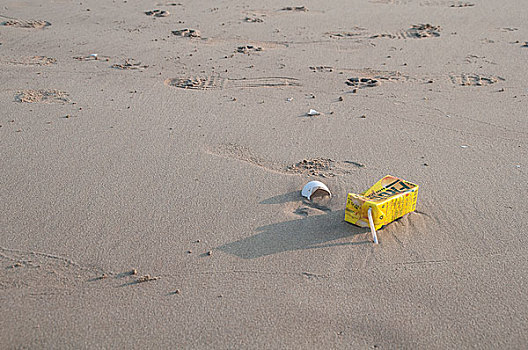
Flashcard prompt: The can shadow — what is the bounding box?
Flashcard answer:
[217,210,369,259]
[258,191,300,205]
[259,190,333,212]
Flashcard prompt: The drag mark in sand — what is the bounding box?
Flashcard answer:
[206,143,277,171]
[371,0,474,6]
[165,76,300,90]
[1,19,51,29]
[191,269,329,279]
[0,56,56,66]
[0,246,106,292]
[1,247,162,291]
[206,144,365,177]
[326,27,367,39]
[15,90,70,104]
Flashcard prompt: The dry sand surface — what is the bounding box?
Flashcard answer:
[1,0,527,348]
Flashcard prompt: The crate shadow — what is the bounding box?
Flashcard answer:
[217,210,368,259]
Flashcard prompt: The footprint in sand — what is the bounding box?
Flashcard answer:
[344,69,409,89]
[207,143,365,178]
[371,24,441,39]
[346,77,381,89]
[171,28,201,37]
[15,90,70,104]
[449,2,474,7]
[309,66,334,72]
[281,6,308,11]
[165,76,300,90]
[236,45,263,54]
[244,16,264,23]
[1,19,51,29]
[145,9,170,17]
[449,74,505,86]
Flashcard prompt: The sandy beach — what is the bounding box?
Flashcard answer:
[1,0,527,348]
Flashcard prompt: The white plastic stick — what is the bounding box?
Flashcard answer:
[368,208,378,244]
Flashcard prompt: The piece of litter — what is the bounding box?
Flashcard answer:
[89,53,98,58]
[301,181,331,201]
[286,97,293,102]
[345,175,419,231]
[461,145,469,148]
[307,109,321,116]
[368,208,378,244]
[515,165,521,168]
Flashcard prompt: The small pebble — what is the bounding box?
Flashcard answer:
[207,251,212,256]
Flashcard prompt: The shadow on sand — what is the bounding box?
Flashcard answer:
[217,210,369,259]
